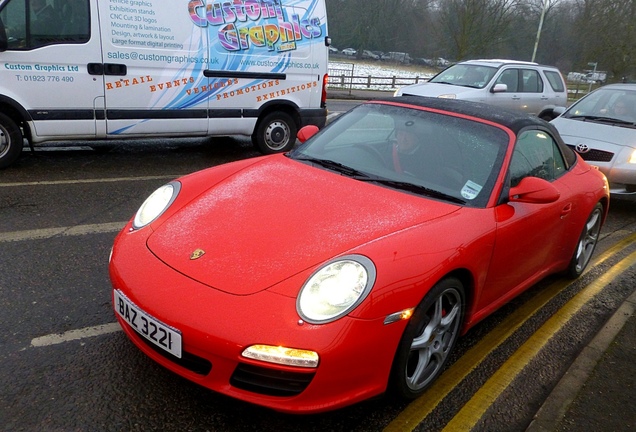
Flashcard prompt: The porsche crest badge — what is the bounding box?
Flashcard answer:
[190,249,205,260]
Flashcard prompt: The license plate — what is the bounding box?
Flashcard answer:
[114,289,182,359]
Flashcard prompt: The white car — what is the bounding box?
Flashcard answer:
[341,48,357,56]
[362,50,380,60]
[551,83,636,200]
[395,59,567,118]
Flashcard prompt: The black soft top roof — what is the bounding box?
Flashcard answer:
[376,95,546,133]
[371,95,577,166]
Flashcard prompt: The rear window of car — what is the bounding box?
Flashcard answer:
[544,70,565,93]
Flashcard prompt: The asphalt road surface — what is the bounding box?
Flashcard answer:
[1,134,635,432]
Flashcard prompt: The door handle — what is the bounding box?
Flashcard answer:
[104,63,127,76]
[86,63,127,76]
[87,63,103,75]
[561,203,572,219]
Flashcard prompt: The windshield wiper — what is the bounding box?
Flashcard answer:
[294,156,371,178]
[354,177,466,204]
[294,156,465,204]
[567,115,636,126]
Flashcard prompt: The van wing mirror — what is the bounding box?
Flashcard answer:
[0,18,7,52]
[509,177,560,204]
[297,125,320,143]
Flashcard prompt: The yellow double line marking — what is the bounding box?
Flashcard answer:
[385,233,636,432]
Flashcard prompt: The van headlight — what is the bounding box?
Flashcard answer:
[297,255,376,324]
[132,182,181,229]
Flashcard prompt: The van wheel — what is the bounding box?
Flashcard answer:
[252,111,297,154]
[0,113,24,169]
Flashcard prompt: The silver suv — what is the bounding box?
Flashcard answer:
[394,59,568,119]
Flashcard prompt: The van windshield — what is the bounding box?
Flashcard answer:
[430,64,497,89]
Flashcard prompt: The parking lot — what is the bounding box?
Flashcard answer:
[1,129,635,431]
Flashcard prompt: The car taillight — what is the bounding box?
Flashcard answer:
[321,74,328,108]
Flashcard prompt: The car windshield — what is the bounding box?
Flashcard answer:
[430,64,498,89]
[563,88,636,127]
[289,103,509,208]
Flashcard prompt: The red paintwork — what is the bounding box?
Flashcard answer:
[110,104,609,414]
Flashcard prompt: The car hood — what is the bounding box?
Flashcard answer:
[400,82,479,98]
[551,116,636,151]
[146,156,460,295]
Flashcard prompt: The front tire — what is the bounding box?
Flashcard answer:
[252,111,297,154]
[389,277,464,399]
[0,113,24,169]
[566,202,603,278]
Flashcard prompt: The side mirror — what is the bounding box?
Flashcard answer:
[297,125,320,143]
[492,83,507,93]
[509,177,560,204]
[0,18,7,52]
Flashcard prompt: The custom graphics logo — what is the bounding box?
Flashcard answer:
[188,0,322,52]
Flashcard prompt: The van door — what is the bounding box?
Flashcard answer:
[96,1,208,137]
[0,0,103,141]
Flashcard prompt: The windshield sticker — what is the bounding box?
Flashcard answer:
[461,180,483,200]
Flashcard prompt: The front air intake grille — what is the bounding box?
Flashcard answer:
[230,363,315,396]
[568,145,614,162]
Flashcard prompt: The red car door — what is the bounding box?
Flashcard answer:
[477,129,574,311]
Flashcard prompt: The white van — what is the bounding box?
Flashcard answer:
[0,0,329,168]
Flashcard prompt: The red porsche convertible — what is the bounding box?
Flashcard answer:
[109,96,609,413]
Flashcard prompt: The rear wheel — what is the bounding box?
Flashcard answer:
[252,111,297,154]
[389,277,464,399]
[0,113,24,169]
[566,202,603,278]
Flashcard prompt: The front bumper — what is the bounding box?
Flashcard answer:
[568,145,636,200]
[109,225,407,413]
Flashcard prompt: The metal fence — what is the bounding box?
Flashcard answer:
[327,62,431,92]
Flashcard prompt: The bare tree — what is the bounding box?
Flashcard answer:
[326,0,636,79]
[432,0,520,60]
[573,0,636,80]
[327,0,423,53]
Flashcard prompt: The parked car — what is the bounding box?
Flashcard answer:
[362,50,380,60]
[550,83,636,199]
[341,48,357,56]
[395,59,568,118]
[385,51,411,64]
[412,57,436,66]
[110,96,608,414]
[328,46,339,54]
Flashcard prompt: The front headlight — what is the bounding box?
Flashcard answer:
[297,255,376,324]
[629,148,636,164]
[132,181,181,229]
